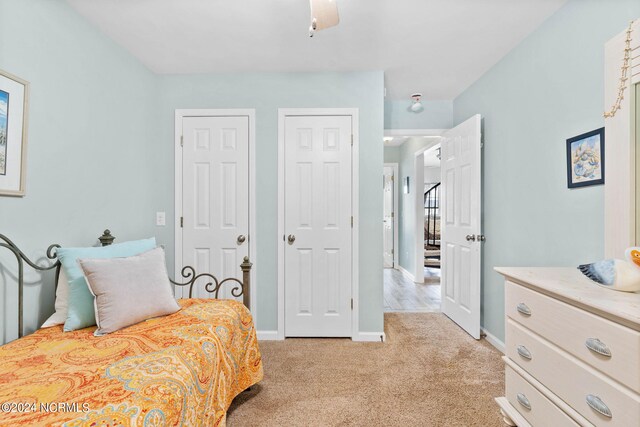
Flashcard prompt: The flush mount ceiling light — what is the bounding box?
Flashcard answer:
[410,93,424,113]
[309,0,340,37]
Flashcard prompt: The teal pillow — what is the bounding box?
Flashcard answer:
[57,238,156,331]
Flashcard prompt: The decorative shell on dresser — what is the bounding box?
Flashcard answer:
[578,247,640,292]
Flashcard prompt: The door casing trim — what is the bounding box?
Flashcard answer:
[383,163,399,268]
[174,109,257,321]
[277,108,360,340]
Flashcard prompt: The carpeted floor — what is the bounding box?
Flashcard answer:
[227,313,505,426]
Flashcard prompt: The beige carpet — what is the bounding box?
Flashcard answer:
[228,313,505,426]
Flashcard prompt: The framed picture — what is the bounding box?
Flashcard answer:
[566,127,604,189]
[0,69,29,196]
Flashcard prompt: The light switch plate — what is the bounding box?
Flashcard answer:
[156,211,166,226]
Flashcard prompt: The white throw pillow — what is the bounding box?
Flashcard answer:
[79,247,180,336]
[41,269,69,328]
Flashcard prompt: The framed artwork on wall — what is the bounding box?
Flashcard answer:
[566,127,605,189]
[0,69,29,196]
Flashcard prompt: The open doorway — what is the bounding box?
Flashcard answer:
[382,135,442,313]
[383,117,482,336]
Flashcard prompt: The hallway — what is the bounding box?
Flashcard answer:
[383,268,441,312]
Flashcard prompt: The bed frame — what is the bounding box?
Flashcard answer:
[0,229,252,338]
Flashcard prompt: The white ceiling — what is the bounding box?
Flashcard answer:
[383,137,409,147]
[67,0,566,100]
[384,135,440,148]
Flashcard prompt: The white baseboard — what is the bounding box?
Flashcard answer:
[353,332,386,342]
[257,330,386,342]
[256,330,280,341]
[396,265,415,282]
[482,328,505,354]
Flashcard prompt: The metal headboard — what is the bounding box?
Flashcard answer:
[0,235,61,339]
[0,229,252,338]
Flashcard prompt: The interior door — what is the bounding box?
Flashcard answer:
[284,115,353,337]
[440,114,482,339]
[182,116,249,301]
[383,167,394,268]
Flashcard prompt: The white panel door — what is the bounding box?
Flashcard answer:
[441,114,482,339]
[383,167,394,268]
[284,115,352,337]
[182,116,249,300]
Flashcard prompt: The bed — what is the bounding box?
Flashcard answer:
[0,230,263,426]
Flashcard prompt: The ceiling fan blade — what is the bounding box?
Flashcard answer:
[309,0,340,31]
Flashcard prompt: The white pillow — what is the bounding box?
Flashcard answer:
[79,247,180,336]
[41,269,69,328]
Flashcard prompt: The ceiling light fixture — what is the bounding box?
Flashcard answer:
[309,0,340,37]
[410,93,424,113]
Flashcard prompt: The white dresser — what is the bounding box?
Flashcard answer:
[495,267,640,427]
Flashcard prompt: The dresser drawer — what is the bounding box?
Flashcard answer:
[506,364,580,427]
[507,319,640,426]
[506,281,640,392]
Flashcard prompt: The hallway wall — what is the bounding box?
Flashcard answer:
[453,0,640,342]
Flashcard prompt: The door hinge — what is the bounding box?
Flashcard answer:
[180,217,183,228]
[391,175,394,182]
[351,216,354,228]
[391,212,394,218]
[180,135,184,147]
[391,248,394,255]
[351,134,354,146]
[351,298,353,310]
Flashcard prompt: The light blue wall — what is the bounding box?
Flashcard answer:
[156,72,385,332]
[453,0,640,342]
[0,0,160,342]
[385,100,452,130]
[0,0,385,340]
[383,146,401,164]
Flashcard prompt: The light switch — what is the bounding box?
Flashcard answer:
[156,211,166,226]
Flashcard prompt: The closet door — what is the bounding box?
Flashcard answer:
[283,115,353,337]
[181,116,249,301]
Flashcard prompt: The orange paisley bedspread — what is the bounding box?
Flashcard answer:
[0,299,263,427]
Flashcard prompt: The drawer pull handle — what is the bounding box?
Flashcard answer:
[516,303,531,316]
[585,338,612,358]
[516,345,532,360]
[516,393,531,410]
[586,394,612,418]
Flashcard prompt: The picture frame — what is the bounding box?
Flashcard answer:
[566,127,604,189]
[0,69,29,197]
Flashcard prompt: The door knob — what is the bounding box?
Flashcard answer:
[287,234,296,245]
[237,235,246,245]
[466,234,476,242]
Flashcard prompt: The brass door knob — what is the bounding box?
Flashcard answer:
[237,235,246,245]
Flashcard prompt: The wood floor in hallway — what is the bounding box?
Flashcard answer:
[383,267,441,312]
